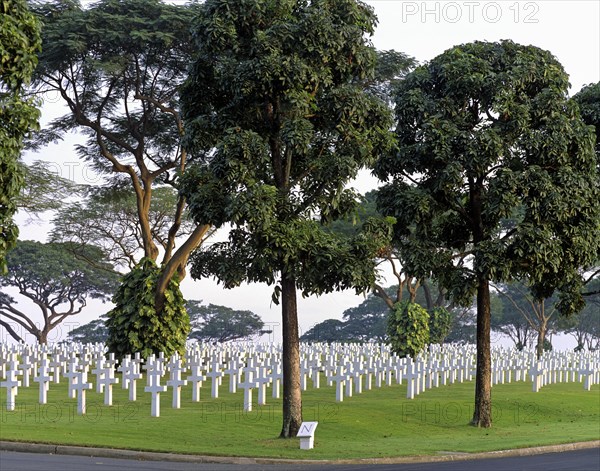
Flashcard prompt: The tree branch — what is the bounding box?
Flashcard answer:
[0,319,24,343]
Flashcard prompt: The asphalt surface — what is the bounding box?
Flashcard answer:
[1,448,599,471]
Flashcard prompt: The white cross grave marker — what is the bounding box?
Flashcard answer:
[34,359,52,405]
[144,362,167,417]
[1,363,21,411]
[73,371,93,415]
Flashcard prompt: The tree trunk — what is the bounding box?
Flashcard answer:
[154,223,211,314]
[536,320,547,360]
[407,277,420,303]
[38,330,48,345]
[422,281,434,310]
[471,275,492,428]
[373,284,395,310]
[280,274,302,438]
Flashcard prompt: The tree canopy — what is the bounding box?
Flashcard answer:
[187,301,270,343]
[180,0,394,438]
[572,82,600,295]
[66,316,109,344]
[301,319,347,343]
[29,0,210,315]
[0,0,41,273]
[564,281,600,351]
[492,281,559,358]
[50,186,198,270]
[18,160,80,216]
[573,82,600,158]
[375,40,599,427]
[0,240,118,343]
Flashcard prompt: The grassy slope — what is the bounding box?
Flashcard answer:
[1,375,598,459]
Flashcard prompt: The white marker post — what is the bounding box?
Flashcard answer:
[1,367,21,411]
[73,371,93,415]
[34,360,52,405]
[297,421,318,450]
[187,365,205,402]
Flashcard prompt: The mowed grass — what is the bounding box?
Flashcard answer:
[1,374,598,459]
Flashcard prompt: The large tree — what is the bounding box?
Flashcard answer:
[0,0,41,273]
[29,0,209,317]
[341,291,389,342]
[564,282,600,351]
[494,281,562,358]
[180,0,393,437]
[490,287,533,351]
[0,240,118,343]
[375,40,599,427]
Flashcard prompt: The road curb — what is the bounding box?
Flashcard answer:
[1,439,599,465]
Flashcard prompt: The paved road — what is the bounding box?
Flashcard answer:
[1,449,599,471]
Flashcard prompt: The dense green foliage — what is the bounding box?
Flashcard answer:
[0,240,117,343]
[573,82,600,157]
[0,0,41,273]
[105,258,190,359]
[187,301,269,343]
[428,306,452,345]
[180,0,395,298]
[386,301,430,359]
[572,82,600,297]
[377,41,598,315]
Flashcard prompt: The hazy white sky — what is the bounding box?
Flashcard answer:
[13,0,600,345]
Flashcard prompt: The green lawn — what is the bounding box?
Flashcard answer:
[1,376,598,459]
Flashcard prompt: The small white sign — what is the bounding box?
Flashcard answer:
[297,421,318,450]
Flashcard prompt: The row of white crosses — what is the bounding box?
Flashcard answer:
[1,342,599,416]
